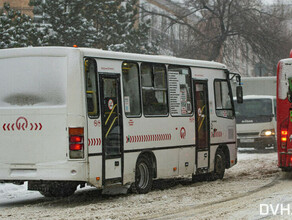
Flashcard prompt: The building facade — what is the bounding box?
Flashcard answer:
[140,0,194,56]
[0,0,33,16]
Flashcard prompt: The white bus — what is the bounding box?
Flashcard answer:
[0,47,242,197]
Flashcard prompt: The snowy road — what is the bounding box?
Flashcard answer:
[0,151,291,220]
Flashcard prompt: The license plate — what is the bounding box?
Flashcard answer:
[240,138,254,143]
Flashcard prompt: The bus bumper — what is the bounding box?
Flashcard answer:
[237,136,276,149]
[0,161,87,182]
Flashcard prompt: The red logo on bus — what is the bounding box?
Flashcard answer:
[16,117,28,130]
[180,127,186,139]
[2,117,42,131]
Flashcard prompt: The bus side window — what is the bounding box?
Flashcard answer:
[85,58,99,118]
[214,80,233,119]
[122,62,141,117]
[141,63,168,116]
[168,65,192,116]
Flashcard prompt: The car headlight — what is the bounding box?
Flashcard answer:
[260,129,275,136]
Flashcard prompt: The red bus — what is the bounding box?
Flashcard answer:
[277,51,292,171]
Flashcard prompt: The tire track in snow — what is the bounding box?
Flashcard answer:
[151,174,281,220]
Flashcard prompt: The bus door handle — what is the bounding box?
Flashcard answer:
[115,161,119,166]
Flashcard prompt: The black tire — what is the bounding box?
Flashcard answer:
[134,156,153,194]
[281,167,292,172]
[255,146,265,151]
[273,142,277,152]
[210,149,226,180]
[39,182,77,197]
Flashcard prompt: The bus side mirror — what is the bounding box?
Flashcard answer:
[236,85,243,104]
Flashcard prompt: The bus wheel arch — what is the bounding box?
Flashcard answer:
[137,151,157,178]
[134,151,156,194]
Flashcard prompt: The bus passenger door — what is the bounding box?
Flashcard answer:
[100,74,123,185]
[193,80,210,173]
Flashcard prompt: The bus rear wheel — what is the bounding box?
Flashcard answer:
[39,182,78,197]
[210,149,226,180]
[134,156,153,194]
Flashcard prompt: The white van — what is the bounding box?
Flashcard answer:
[234,95,277,151]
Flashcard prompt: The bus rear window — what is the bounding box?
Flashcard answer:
[0,56,67,107]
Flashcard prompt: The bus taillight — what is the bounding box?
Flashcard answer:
[69,143,83,151]
[281,136,287,142]
[280,119,289,149]
[70,136,83,143]
[69,127,84,159]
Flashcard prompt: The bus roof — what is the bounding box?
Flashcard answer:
[81,47,226,69]
[0,46,227,70]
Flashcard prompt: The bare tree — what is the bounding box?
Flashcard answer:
[141,0,292,75]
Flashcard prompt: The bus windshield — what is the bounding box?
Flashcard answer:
[235,98,273,123]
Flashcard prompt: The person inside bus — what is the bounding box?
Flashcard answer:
[141,65,160,115]
[143,89,159,115]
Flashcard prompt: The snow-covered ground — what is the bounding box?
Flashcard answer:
[0,181,40,205]
[0,151,290,220]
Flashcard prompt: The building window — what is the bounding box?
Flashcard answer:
[141,63,168,116]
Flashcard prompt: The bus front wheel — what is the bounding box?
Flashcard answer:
[134,156,153,194]
[210,149,226,180]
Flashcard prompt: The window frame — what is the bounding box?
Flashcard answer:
[122,61,142,118]
[84,58,100,119]
[213,78,234,119]
[141,62,169,117]
[168,65,193,117]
